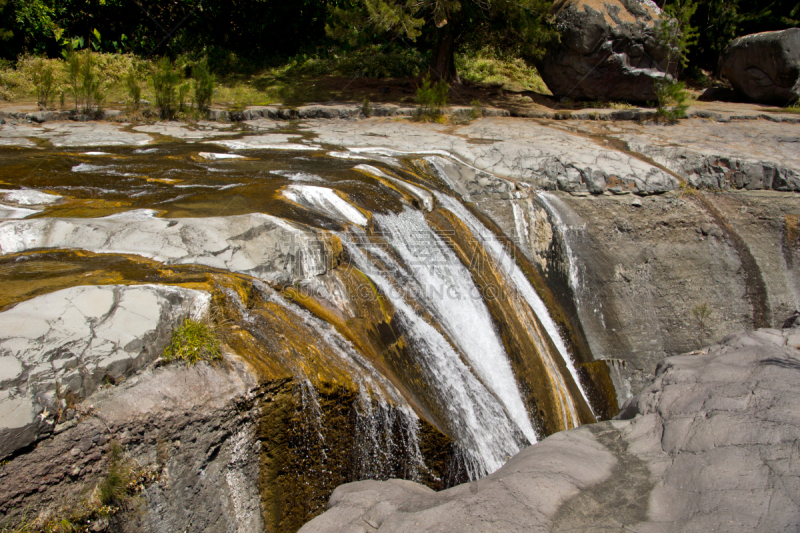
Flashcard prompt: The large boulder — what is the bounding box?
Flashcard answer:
[300,326,800,532]
[537,0,678,103]
[721,28,800,106]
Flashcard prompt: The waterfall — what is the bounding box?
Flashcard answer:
[343,215,532,479]
[433,192,593,424]
[536,192,583,305]
[371,208,538,445]
[228,281,428,481]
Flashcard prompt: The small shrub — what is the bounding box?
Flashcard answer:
[62,42,82,110]
[414,73,448,121]
[80,53,104,114]
[362,97,372,117]
[655,79,689,122]
[60,45,105,114]
[152,57,182,120]
[178,81,191,112]
[192,59,214,112]
[31,58,55,108]
[163,318,221,365]
[692,302,712,344]
[98,440,135,508]
[125,70,141,111]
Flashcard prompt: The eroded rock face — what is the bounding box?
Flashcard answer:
[722,28,800,106]
[0,210,341,284]
[308,118,680,195]
[300,327,800,532]
[0,284,210,459]
[537,0,677,103]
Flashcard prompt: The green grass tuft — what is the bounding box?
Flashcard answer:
[163,319,221,365]
[456,48,549,94]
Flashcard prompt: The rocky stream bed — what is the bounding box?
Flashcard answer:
[0,111,797,532]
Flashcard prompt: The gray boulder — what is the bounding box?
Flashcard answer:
[721,28,800,106]
[537,0,678,103]
[300,327,800,532]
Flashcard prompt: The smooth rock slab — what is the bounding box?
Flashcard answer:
[0,210,338,283]
[132,121,237,140]
[0,284,210,459]
[300,327,800,532]
[0,122,152,147]
[0,189,62,206]
[307,118,678,194]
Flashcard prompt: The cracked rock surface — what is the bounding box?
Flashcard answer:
[0,353,263,533]
[0,284,210,459]
[300,327,800,532]
[0,210,338,283]
[561,118,800,191]
[308,118,679,195]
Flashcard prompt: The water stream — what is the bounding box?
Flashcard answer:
[0,139,605,493]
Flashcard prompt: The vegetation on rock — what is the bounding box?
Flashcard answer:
[0,440,156,533]
[163,318,221,365]
[654,79,690,122]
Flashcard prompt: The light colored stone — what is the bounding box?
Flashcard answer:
[305,118,679,194]
[132,122,235,140]
[0,356,23,383]
[0,284,211,459]
[212,134,321,151]
[0,189,62,205]
[0,210,338,284]
[301,333,800,532]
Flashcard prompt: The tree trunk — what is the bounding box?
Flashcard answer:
[430,22,460,84]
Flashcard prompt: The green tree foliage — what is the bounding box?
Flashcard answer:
[414,72,449,119]
[325,0,556,82]
[658,0,800,74]
[655,79,689,122]
[658,0,698,70]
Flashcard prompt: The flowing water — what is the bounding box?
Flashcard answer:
[0,135,610,501]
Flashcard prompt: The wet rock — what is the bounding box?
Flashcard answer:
[0,122,151,147]
[0,211,339,283]
[300,328,800,532]
[0,284,210,459]
[721,28,800,106]
[536,0,677,103]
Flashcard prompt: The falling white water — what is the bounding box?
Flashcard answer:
[344,225,530,479]
[434,192,592,423]
[536,193,582,303]
[224,281,427,480]
[373,208,537,445]
[511,201,530,250]
[282,185,368,226]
